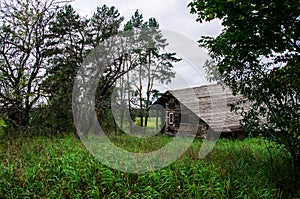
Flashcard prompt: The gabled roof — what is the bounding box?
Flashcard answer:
[156,84,249,132]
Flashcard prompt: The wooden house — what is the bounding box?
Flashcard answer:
[152,84,248,138]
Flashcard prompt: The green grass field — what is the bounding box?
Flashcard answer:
[0,134,296,198]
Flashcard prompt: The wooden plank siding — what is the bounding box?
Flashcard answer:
[153,84,248,138]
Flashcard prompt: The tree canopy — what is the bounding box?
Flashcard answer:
[0,0,180,136]
[189,0,300,192]
[0,0,65,133]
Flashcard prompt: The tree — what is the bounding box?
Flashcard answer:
[91,5,126,117]
[123,10,180,127]
[124,10,147,127]
[88,5,124,47]
[72,6,145,137]
[142,18,180,127]
[0,0,65,133]
[45,4,125,135]
[189,0,300,193]
[43,4,88,134]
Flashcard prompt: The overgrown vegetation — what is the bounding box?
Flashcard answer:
[0,134,295,198]
[189,0,300,192]
[0,0,298,197]
[0,0,178,136]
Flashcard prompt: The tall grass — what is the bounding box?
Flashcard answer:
[0,134,295,198]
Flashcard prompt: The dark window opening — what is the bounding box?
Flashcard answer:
[169,113,174,124]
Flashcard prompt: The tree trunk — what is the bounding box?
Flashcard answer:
[139,114,143,127]
[155,109,159,132]
[139,84,143,127]
[145,112,149,127]
[74,128,80,139]
[129,113,133,134]
[127,86,133,134]
[113,115,118,135]
[119,79,125,131]
[145,51,152,127]
[138,53,143,128]
[144,92,151,127]
[21,108,30,134]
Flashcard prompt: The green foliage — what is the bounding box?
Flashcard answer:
[0,0,65,133]
[0,118,6,128]
[43,4,88,134]
[0,2,179,137]
[45,4,124,135]
[189,0,300,160]
[98,108,118,135]
[28,105,74,136]
[0,118,7,136]
[121,11,180,128]
[89,5,124,45]
[0,134,295,198]
[134,117,161,128]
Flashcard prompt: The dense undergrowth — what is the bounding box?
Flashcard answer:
[0,134,296,198]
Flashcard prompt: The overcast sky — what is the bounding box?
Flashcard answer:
[71,0,222,40]
[71,0,223,89]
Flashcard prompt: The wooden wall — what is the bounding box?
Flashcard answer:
[164,96,208,138]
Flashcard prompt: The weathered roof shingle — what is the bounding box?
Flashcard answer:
[163,84,249,132]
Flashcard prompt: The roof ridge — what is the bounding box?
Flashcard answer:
[168,83,221,92]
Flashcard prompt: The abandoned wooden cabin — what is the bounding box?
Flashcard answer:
[152,84,248,138]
